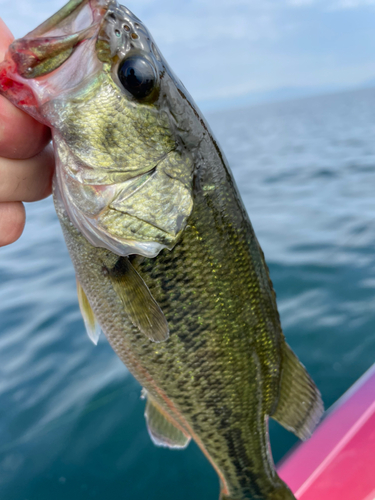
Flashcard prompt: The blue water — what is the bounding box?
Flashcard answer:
[1,88,375,499]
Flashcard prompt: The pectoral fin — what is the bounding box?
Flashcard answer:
[144,395,191,449]
[108,258,169,343]
[271,343,324,441]
[76,279,101,345]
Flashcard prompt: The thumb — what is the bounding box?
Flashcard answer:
[0,18,14,62]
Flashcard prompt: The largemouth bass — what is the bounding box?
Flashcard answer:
[0,1,323,498]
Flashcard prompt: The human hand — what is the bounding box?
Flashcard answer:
[0,18,55,247]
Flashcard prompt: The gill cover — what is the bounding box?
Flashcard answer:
[0,0,194,259]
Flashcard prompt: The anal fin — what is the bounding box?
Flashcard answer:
[77,279,101,345]
[144,395,191,449]
[271,343,324,441]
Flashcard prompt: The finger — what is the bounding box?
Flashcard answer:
[0,201,25,246]
[0,18,52,159]
[0,18,13,55]
[0,100,52,159]
[0,144,55,202]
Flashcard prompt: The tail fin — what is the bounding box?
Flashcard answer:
[271,342,324,441]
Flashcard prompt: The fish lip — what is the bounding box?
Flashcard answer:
[6,0,116,80]
[25,0,113,39]
[0,0,116,113]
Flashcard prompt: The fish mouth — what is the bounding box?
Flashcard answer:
[8,0,114,79]
[25,0,111,39]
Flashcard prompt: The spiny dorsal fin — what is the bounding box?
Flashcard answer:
[108,258,169,343]
[144,394,191,449]
[271,342,324,441]
[76,279,101,345]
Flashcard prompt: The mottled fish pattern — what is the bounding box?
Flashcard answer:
[0,1,323,499]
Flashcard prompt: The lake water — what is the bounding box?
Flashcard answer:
[1,88,375,499]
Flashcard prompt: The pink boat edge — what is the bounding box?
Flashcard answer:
[278,362,375,500]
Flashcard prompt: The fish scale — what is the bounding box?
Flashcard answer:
[50,74,175,176]
[0,1,323,498]
[57,162,287,497]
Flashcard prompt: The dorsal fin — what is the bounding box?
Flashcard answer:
[271,342,324,441]
[107,257,169,343]
[76,279,101,345]
[144,394,191,449]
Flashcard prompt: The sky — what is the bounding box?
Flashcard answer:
[1,0,375,110]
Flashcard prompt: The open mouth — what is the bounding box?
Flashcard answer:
[0,0,119,118]
[8,0,113,79]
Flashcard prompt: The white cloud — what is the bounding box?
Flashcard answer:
[287,0,375,6]
[287,0,316,6]
[331,0,375,7]
[1,0,65,37]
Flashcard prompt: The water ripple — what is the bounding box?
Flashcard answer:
[1,89,375,498]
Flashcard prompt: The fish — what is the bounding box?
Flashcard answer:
[0,1,324,498]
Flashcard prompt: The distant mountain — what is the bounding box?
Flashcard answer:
[360,77,375,89]
[199,81,375,113]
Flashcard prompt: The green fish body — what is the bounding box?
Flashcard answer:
[0,2,323,499]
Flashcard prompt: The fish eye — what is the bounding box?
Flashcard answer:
[118,56,156,99]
